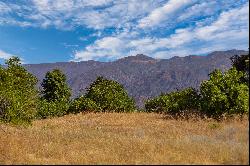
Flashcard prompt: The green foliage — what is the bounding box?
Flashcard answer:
[145,94,168,113]
[145,66,249,119]
[0,57,39,125]
[85,76,136,112]
[39,69,71,118]
[145,88,200,114]
[200,68,249,117]
[36,99,70,119]
[41,69,71,102]
[0,95,10,117]
[68,96,100,114]
[230,53,249,84]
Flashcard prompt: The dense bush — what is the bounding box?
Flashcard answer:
[1,54,248,123]
[41,69,71,101]
[230,52,249,85]
[38,69,71,118]
[145,66,249,118]
[0,57,39,125]
[68,96,100,114]
[36,99,70,119]
[0,95,10,117]
[85,76,136,112]
[145,88,200,114]
[200,68,249,117]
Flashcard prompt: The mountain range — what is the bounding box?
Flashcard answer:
[24,49,248,107]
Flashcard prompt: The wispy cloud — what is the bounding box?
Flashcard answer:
[0,1,12,14]
[61,43,79,48]
[0,50,26,64]
[138,0,195,29]
[0,0,162,30]
[0,49,17,59]
[74,1,249,61]
[0,0,249,62]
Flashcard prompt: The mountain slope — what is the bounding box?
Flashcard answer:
[24,49,248,107]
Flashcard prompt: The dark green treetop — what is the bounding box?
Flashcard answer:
[41,69,71,102]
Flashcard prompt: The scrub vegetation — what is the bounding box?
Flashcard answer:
[0,53,249,164]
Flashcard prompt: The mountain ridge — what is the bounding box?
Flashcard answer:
[23,49,244,65]
[23,49,248,107]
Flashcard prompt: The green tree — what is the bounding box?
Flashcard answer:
[41,69,71,102]
[85,76,136,112]
[0,57,39,125]
[37,69,71,118]
[230,52,249,84]
[200,68,249,117]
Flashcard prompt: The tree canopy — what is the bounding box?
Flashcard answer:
[200,68,248,117]
[0,57,39,124]
[85,76,136,112]
[41,69,71,102]
[230,52,249,84]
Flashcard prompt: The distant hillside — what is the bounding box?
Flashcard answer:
[24,49,248,107]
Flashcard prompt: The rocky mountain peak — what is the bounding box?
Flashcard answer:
[116,54,155,63]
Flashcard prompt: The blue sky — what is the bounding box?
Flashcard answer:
[0,0,249,64]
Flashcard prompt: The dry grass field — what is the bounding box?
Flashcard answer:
[0,112,249,165]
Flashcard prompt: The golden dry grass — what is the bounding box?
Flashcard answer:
[0,112,249,165]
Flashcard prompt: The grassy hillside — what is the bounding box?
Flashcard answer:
[0,112,249,164]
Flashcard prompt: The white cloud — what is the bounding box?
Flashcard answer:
[0,50,27,64]
[138,0,195,29]
[177,1,218,21]
[0,1,12,14]
[73,27,197,61]
[0,0,248,33]
[74,37,127,61]
[0,0,163,30]
[195,2,249,41]
[0,50,20,60]
[79,37,88,41]
[61,43,79,48]
[71,0,161,30]
[0,0,248,62]
[74,2,249,61]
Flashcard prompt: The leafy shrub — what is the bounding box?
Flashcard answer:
[230,52,249,84]
[38,69,71,118]
[41,69,71,102]
[68,96,100,114]
[85,76,136,112]
[145,67,249,119]
[0,57,39,125]
[145,94,169,113]
[200,68,249,117]
[145,88,200,114]
[36,99,70,119]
